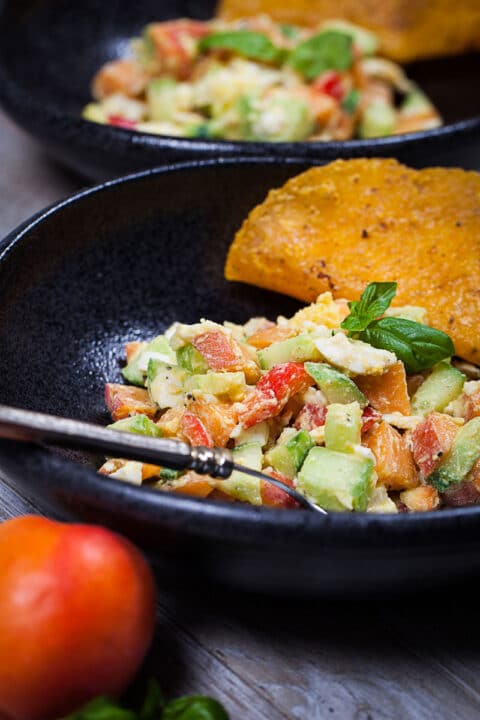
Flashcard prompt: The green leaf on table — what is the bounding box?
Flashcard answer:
[341,281,397,333]
[361,317,455,372]
[288,30,353,81]
[162,696,229,720]
[198,31,284,64]
[139,679,166,719]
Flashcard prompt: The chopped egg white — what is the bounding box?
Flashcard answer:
[109,461,143,485]
[314,332,397,376]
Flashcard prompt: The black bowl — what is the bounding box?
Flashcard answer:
[1,158,480,596]
[1,0,480,180]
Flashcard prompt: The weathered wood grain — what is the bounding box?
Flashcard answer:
[1,107,480,720]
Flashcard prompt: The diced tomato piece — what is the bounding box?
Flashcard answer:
[147,20,209,79]
[363,421,418,491]
[169,472,215,498]
[92,59,147,99]
[356,362,411,415]
[108,115,138,130]
[180,411,213,448]
[189,399,237,447]
[192,332,243,371]
[239,362,313,429]
[464,389,480,421]
[312,71,345,101]
[247,325,296,350]
[192,331,259,382]
[361,406,382,434]
[105,383,157,421]
[125,341,144,364]
[411,412,459,478]
[261,471,300,509]
[294,403,327,431]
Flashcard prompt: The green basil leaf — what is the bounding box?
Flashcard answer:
[288,30,353,81]
[62,697,137,720]
[341,281,397,333]
[162,696,229,720]
[361,317,455,372]
[139,679,165,719]
[198,31,284,64]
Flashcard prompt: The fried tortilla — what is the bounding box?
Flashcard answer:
[217,0,480,62]
[225,159,480,363]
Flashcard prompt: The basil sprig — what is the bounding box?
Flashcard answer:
[63,680,229,720]
[288,30,353,81]
[198,30,285,64]
[341,282,455,372]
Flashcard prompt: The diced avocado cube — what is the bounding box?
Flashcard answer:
[219,442,263,505]
[108,414,162,437]
[248,95,315,142]
[359,101,396,139]
[82,103,107,124]
[235,421,270,448]
[257,334,321,370]
[176,343,209,374]
[305,362,367,407]
[411,361,465,416]
[428,417,480,491]
[184,371,247,402]
[324,402,362,453]
[298,446,374,511]
[159,467,180,480]
[123,336,176,386]
[401,90,434,116]
[265,429,314,479]
[147,78,179,121]
[147,360,188,409]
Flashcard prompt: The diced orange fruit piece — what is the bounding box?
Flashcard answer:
[104,383,157,422]
[363,421,419,490]
[411,412,459,478]
[168,472,215,498]
[356,362,411,415]
[189,399,237,447]
[400,486,440,512]
[156,407,184,437]
[247,325,296,350]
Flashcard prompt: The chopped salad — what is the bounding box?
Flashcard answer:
[100,283,480,513]
[84,15,441,142]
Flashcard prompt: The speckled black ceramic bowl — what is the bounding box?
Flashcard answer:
[1,158,480,595]
[1,0,480,181]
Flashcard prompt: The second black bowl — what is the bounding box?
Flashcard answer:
[1,0,480,180]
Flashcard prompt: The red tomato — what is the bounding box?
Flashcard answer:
[261,471,300,509]
[105,383,157,421]
[411,412,459,477]
[239,362,313,428]
[0,516,156,720]
[312,71,345,101]
[108,115,138,129]
[180,411,213,447]
[192,331,243,372]
[361,406,382,434]
[295,403,327,431]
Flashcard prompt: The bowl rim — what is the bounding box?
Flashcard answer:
[1,38,480,159]
[1,156,480,544]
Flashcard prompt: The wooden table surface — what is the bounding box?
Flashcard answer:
[2,108,480,720]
